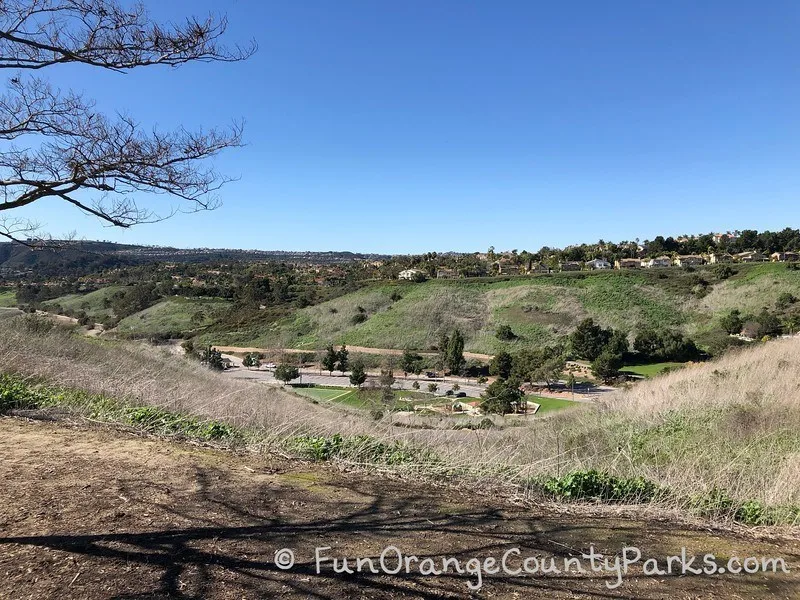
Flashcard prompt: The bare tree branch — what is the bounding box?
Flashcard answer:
[0,0,256,70]
[0,0,253,246]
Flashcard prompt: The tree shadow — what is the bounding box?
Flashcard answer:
[1,465,796,599]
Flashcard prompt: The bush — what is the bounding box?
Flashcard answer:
[495,324,516,341]
[541,469,660,503]
[351,312,368,324]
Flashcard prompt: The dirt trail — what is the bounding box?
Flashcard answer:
[1,417,798,599]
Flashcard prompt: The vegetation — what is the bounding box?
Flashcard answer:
[349,361,367,388]
[480,378,524,415]
[2,315,800,524]
[274,364,300,385]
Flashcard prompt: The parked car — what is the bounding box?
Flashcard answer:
[425,371,437,378]
[265,362,277,369]
[455,391,467,398]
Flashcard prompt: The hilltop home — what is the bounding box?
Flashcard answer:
[586,258,611,270]
[530,262,550,273]
[398,268,426,281]
[736,251,767,263]
[675,255,704,267]
[436,267,458,279]
[497,263,522,275]
[614,258,641,269]
[771,251,799,262]
[559,261,582,272]
[709,252,733,264]
[643,256,672,268]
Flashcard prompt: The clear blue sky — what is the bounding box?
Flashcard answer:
[14,0,800,253]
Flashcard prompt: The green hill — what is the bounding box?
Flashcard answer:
[202,264,800,353]
[41,285,124,322]
[114,297,232,338]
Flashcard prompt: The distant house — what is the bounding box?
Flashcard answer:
[586,258,611,270]
[498,263,521,275]
[674,255,704,267]
[713,231,738,244]
[736,251,768,263]
[709,253,733,264]
[398,268,426,281]
[614,258,641,269]
[559,261,582,272]
[771,251,799,262]
[436,267,458,279]
[643,256,672,268]
[530,262,550,273]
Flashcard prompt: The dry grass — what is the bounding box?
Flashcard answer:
[2,315,799,518]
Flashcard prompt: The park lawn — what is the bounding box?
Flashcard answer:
[620,362,685,378]
[526,395,580,415]
[0,289,16,308]
[293,387,357,403]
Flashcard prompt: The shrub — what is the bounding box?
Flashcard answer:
[541,470,660,503]
[495,324,516,341]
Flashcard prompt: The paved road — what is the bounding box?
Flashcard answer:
[220,354,487,397]
[218,353,609,402]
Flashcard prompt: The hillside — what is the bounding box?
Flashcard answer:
[2,313,799,520]
[201,263,800,354]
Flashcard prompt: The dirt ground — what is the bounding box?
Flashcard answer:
[0,417,798,600]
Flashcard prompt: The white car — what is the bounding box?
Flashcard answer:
[265,362,277,369]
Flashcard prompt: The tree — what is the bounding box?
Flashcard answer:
[489,351,514,379]
[756,309,782,338]
[570,319,612,361]
[336,344,349,374]
[480,378,523,415]
[427,382,439,394]
[411,380,420,390]
[274,363,299,385]
[591,350,623,383]
[379,368,395,406]
[720,310,744,335]
[200,345,223,371]
[451,383,460,392]
[495,324,516,341]
[444,329,465,375]
[0,0,254,244]
[349,361,367,388]
[322,345,338,375]
[400,348,423,376]
[242,353,261,370]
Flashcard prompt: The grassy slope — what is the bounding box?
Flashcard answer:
[223,264,800,354]
[0,288,16,307]
[41,285,123,321]
[2,315,799,513]
[115,296,231,337]
[214,270,699,353]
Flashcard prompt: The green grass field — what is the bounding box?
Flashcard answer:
[526,395,581,414]
[115,297,231,338]
[620,362,686,378]
[0,289,16,308]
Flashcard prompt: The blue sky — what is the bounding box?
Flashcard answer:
[12,0,800,253]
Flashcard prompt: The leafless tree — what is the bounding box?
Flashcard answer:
[0,0,255,245]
